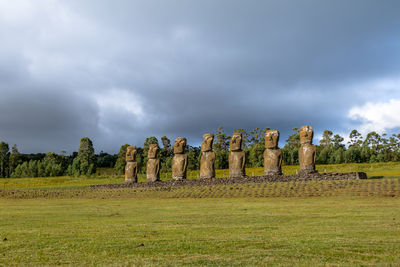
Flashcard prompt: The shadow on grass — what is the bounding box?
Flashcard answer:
[368,176,384,179]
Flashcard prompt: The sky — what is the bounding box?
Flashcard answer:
[1,0,400,154]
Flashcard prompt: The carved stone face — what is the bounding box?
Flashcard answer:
[265,130,279,149]
[201,133,214,152]
[126,146,137,162]
[230,133,242,151]
[173,137,187,154]
[300,126,314,145]
[148,144,159,159]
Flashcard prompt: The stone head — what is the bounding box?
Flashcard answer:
[265,130,280,149]
[230,133,242,151]
[201,133,214,152]
[173,137,187,154]
[126,146,137,162]
[300,126,314,145]
[148,144,159,159]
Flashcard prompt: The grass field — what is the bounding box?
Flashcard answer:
[2,161,400,190]
[1,197,399,266]
[1,162,400,265]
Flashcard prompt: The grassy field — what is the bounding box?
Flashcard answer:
[1,162,400,265]
[2,161,400,190]
[1,197,399,266]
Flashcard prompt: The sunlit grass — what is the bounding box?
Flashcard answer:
[1,163,399,265]
[2,161,400,190]
[1,197,399,266]
[1,179,399,199]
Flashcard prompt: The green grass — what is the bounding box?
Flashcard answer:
[1,163,400,265]
[2,161,400,190]
[1,197,399,266]
[1,179,399,199]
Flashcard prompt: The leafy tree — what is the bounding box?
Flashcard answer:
[214,126,230,151]
[11,153,65,178]
[282,128,300,165]
[0,142,10,178]
[187,145,201,171]
[213,126,230,169]
[248,128,264,146]
[248,142,264,167]
[316,146,331,164]
[244,127,269,168]
[8,144,21,176]
[320,130,333,147]
[332,134,345,149]
[114,144,130,175]
[348,130,363,147]
[160,136,173,173]
[68,137,96,176]
[96,151,117,168]
[214,149,229,169]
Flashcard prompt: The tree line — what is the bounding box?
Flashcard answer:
[1,127,400,178]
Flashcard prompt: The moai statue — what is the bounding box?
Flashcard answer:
[200,133,215,179]
[125,146,138,183]
[172,137,188,180]
[146,144,160,182]
[264,130,282,175]
[299,125,317,174]
[229,132,246,178]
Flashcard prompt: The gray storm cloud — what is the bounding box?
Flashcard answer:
[0,0,400,153]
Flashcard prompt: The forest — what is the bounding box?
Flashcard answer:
[1,126,400,178]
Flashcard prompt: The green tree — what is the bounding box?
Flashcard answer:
[0,142,10,178]
[213,126,230,169]
[319,130,333,147]
[187,145,201,171]
[214,126,230,151]
[348,130,363,147]
[282,128,300,165]
[114,144,130,175]
[160,136,173,173]
[248,142,265,167]
[8,144,21,176]
[248,128,264,146]
[69,137,96,176]
[332,134,345,149]
[96,151,117,168]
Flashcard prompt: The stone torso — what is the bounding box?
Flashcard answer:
[264,148,282,175]
[299,144,317,173]
[229,151,246,177]
[146,158,160,182]
[200,151,215,179]
[172,154,188,180]
[125,162,138,182]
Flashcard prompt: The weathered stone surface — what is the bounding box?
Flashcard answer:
[93,172,368,190]
[172,137,188,180]
[201,133,214,152]
[125,162,138,183]
[125,146,138,182]
[229,133,246,177]
[173,137,186,154]
[200,133,215,179]
[299,126,317,174]
[146,144,160,182]
[264,130,282,175]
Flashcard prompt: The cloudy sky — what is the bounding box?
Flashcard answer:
[1,0,400,153]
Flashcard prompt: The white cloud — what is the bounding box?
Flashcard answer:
[94,88,145,134]
[348,98,400,134]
